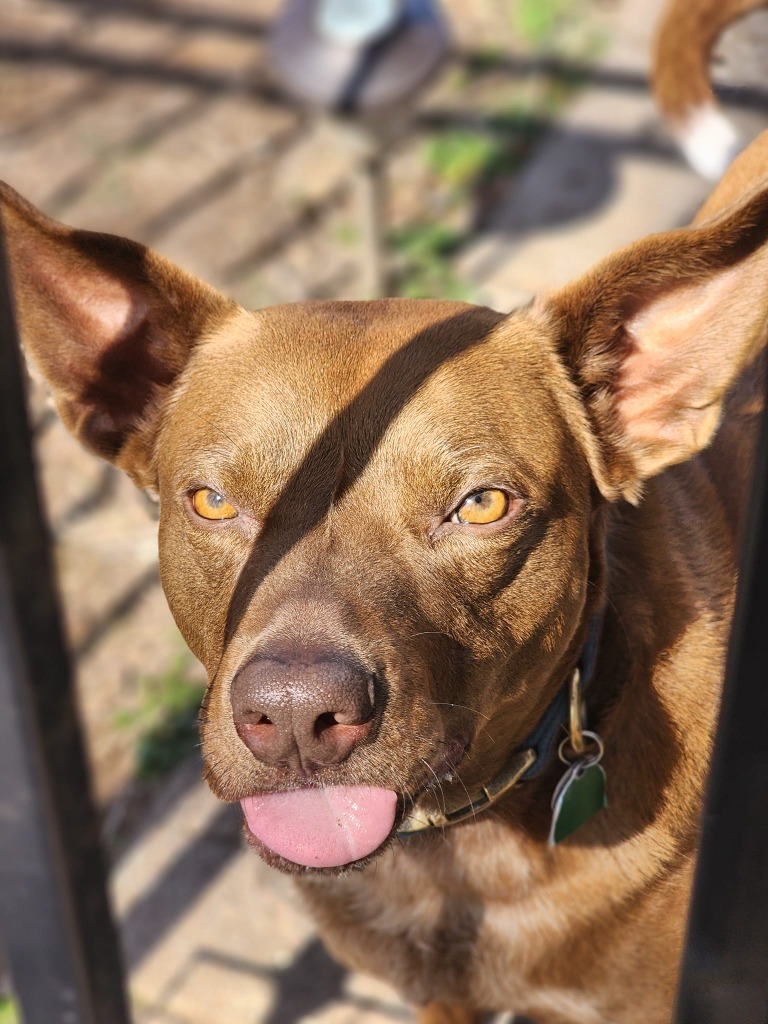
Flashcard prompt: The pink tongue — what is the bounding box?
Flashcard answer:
[241,786,397,868]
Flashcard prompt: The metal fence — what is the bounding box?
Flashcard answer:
[0,224,131,1024]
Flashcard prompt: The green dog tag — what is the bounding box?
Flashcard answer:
[549,761,607,845]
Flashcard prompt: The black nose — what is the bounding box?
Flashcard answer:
[230,650,376,771]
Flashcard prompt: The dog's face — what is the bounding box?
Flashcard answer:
[4,163,768,874]
[154,299,596,870]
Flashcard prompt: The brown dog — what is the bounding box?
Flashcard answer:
[2,130,768,1024]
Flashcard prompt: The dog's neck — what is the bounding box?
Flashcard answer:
[398,612,605,838]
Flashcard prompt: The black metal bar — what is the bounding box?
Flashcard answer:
[673,368,768,1023]
[0,226,131,1022]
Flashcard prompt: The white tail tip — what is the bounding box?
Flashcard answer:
[676,106,742,180]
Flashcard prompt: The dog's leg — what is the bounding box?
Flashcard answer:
[417,1002,480,1024]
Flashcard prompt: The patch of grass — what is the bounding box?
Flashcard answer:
[513,0,608,65]
[513,0,571,49]
[388,0,608,301]
[388,222,470,300]
[114,656,206,780]
[0,997,19,1024]
[420,1,606,209]
[425,98,547,195]
[424,131,504,192]
[391,107,546,300]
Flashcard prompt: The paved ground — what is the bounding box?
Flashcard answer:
[2,0,767,1021]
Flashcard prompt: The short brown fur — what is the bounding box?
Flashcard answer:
[3,132,768,1024]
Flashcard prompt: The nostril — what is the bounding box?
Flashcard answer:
[238,720,272,738]
[237,710,274,727]
[314,711,338,737]
[314,707,375,737]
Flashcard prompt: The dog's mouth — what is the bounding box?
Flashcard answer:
[240,735,471,872]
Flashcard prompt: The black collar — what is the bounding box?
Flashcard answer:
[397,614,603,836]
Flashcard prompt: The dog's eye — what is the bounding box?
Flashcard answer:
[191,488,238,521]
[453,489,509,525]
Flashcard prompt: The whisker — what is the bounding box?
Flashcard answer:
[427,700,492,722]
[420,757,447,817]
[450,767,479,826]
[382,763,414,804]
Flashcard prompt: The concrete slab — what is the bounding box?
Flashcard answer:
[461,135,709,311]
[459,0,768,313]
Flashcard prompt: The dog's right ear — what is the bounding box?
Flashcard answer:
[0,182,238,488]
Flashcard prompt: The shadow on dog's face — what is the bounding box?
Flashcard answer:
[155,299,597,875]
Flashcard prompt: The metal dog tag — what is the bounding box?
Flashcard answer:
[548,759,607,846]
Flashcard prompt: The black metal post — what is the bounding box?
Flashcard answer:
[673,368,768,1023]
[0,226,131,1023]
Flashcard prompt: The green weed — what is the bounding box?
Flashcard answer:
[513,0,570,49]
[424,132,503,192]
[0,997,19,1024]
[388,222,469,300]
[387,0,607,301]
[114,656,205,779]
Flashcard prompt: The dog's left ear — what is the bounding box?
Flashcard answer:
[540,176,768,502]
[0,181,238,488]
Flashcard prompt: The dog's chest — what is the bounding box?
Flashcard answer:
[301,824,594,1015]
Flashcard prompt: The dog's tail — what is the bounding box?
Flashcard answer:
[653,0,763,179]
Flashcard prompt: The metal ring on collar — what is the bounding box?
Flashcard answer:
[558,729,604,766]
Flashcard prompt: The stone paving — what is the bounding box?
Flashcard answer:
[1,0,767,1021]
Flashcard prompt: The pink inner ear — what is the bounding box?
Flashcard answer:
[39,255,145,356]
[22,245,167,458]
[80,286,143,339]
[615,267,746,465]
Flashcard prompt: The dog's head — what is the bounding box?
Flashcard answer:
[4,142,768,873]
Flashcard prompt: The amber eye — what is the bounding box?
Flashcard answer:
[191,488,238,521]
[453,489,510,525]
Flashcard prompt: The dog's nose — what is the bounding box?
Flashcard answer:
[230,652,376,770]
